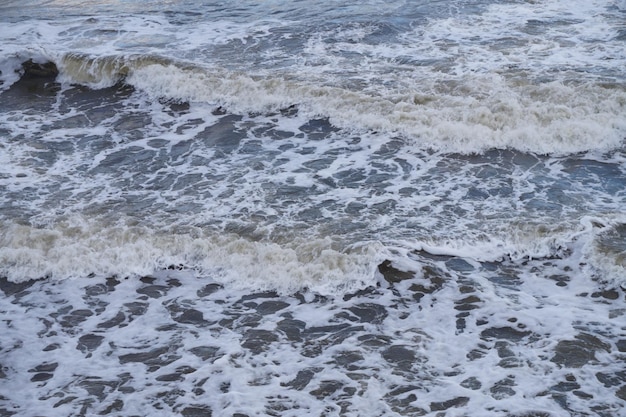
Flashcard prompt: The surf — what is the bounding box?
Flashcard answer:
[3,52,625,155]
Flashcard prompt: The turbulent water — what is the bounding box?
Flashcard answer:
[1,1,625,416]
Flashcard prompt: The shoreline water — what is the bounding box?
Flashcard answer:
[1,250,625,416]
[1,1,625,415]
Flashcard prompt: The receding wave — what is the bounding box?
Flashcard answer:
[13,52,624,155]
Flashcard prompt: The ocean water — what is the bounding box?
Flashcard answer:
[1,0,625,416]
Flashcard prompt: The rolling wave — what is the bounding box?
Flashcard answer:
[3,52,625,154]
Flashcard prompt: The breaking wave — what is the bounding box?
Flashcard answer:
[4,52,626,155]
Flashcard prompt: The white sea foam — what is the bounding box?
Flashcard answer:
[121,61,626,154]
[2,211,624,291]
[1,0,624,153]
[2,2,626,416]
[401,0,626,77]
[1,66,623,291]
[0,218,384,294]
[3,238,623,417]
[582,216,626,288]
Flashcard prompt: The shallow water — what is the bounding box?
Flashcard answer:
[2,252,625,416]
[1,0,625,416]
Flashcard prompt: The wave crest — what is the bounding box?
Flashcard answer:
[0,219,384,294]
[60,53,626,154]
[4,51,626,155]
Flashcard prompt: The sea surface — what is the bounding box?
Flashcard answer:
[1,1,625,416]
